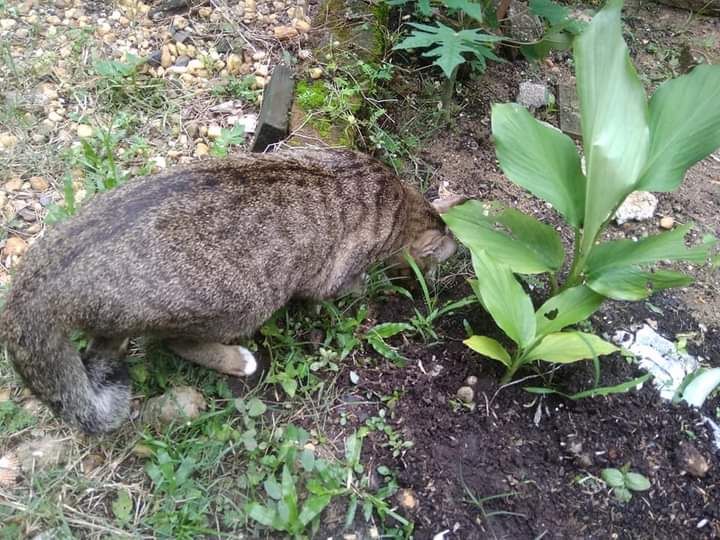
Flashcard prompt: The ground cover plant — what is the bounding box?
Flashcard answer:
[392,0,584,106]
[443,0,720,384]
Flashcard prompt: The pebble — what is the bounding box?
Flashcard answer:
[207,124,222,139]
[226,53,243,74]
[517,81,552,109]
[29,176,49,191]
[160,45,172,68]
[187,58,204,74]
[464,375,478,386]
[274,25,298,39]
[252,50,267,61]
[456,386,474,403]
[255,64,269,77]
[0,133,18,150]
[48,111,63,123]
[172,15,188,30]
[309,67,323,79]
[676,442,711,478]
[3,237,27,257]
[254,75,267,88]
[294,18,311,32]
[198,6,213,17]
[615,191,658,225]
[194,142,209,157]
[4,178,22,191]
[0,18,17,30]
[397,488,418,510]
[141,386,207,426]
[76,124,94,138]
[15,436,71,473]
[660,216,674,230]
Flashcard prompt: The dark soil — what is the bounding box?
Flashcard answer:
[328,283,720,539]
[321,2,720,538]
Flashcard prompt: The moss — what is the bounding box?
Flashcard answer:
[296,80,328,111]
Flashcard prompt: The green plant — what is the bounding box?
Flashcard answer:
[212,75,260,103]
[366,409,414,458]
[404,253,477,341]
[601,466,651,503]
[94,53,166,111]
[209,125,246,157]
[392,0,583,107]
[443,0,720,384]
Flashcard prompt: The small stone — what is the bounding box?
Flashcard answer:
[194,142,209,157]
[76,124,94,138]
[397,488,417,510]
[4,178,22,191]
[151,156,167,170]
[294,19,311,33]
[175,55,190,67]
[0,133,18,150]
[274,25,298,40]
[298,49,312,60]
[160,45,172,68]
[82,454,104,474]
[255,64,269,77]
[187,58,204,74]
[226,53,243,74]
[614,191,658,225]
[464,375,478,386]
[660,216,675,230]
[517,81,552,109]
[456,386,474,403]
[0,453,19,488]
[251,50,266,61]
[0,19,17,30]
[29,176,49,191]
[254,76,267,88]
[198,6,212,17]
[3,237,27,257]
[48,111,63,123]
[207,124,222,139]
[677,442,711,478]
[309,67,323,79]
[172,15,188,29]
[15,436,70,473]
[141,386,207,426]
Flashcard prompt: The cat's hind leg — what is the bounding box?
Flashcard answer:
[166,340,258,377]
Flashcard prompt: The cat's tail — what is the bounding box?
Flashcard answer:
[0,297,130,434]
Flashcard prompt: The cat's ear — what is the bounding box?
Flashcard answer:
[431,195,467,215]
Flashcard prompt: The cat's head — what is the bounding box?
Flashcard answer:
[391,193,466,274]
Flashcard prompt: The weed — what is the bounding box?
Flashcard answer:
[366,409,414,458]
[94,53,167,111]
[212,75,260,103]
[601,465,651,503]
[209,124,246,157]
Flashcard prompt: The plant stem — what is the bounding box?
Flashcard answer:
[441,66,459,111]
[500,357,523,385]
[549,273,559,296]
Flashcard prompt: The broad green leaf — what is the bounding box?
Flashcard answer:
[418,0,431,16]
[280,465,299,524]
[525,332,617,363]
[681,367,720,408]
[368,322,414,339]
[520,31,573,61]
[524,373,651,399]
[247,397,267,418]
[111,490,133,525]
[637,65,720,191]
[464,335,512,367]
[444,0,484,21]
[492,104,586,227]
[535,286,605,337]
[471,251,536,348]
[443,200,564,274]
[614,486,632,502]
[624,472,651,492]
[264,475,282,500]
[299,494,332,526]
[529,0,569,23]
[574,0,649,255]
[586,223,715,274]
[587,267,693,301]
[601,468,625,488]
[281,378,297,398]
[394,23,502,78]
[247,503,279,528]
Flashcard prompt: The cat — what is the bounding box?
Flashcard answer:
[0,148,462,434]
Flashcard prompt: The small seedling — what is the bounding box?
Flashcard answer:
[209,125,246,157]
[601,466,651,503]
